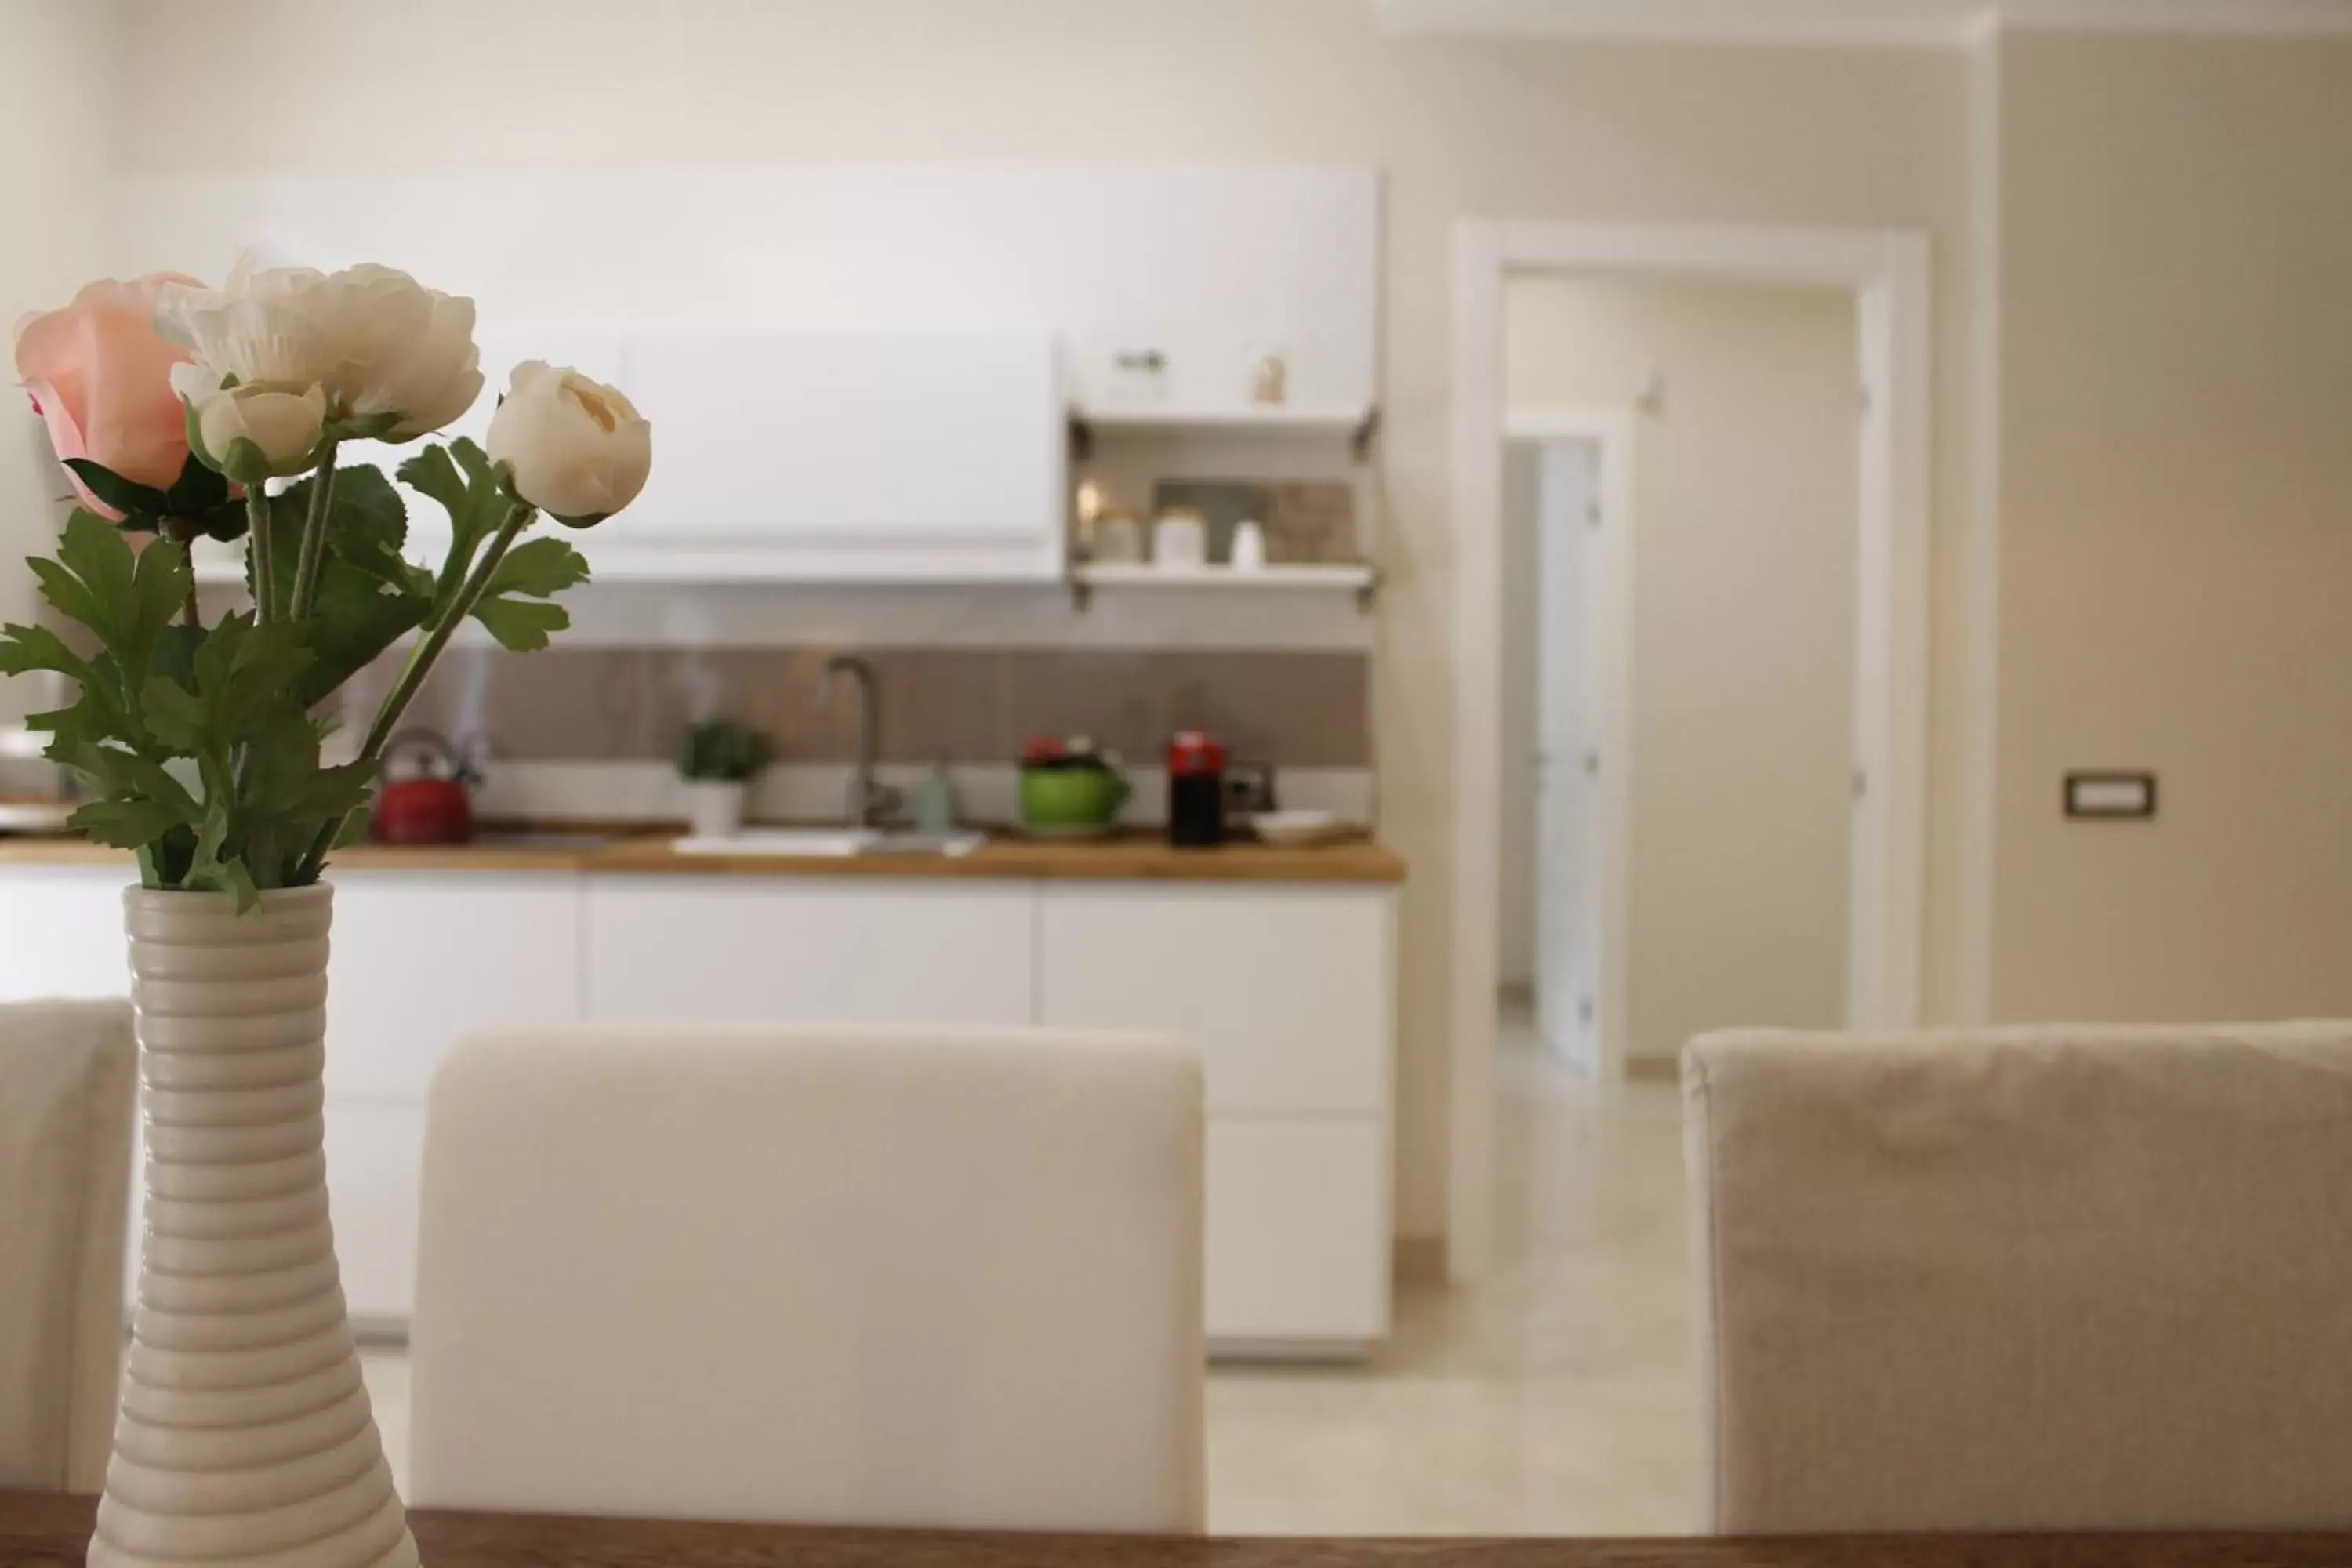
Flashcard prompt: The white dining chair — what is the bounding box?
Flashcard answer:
[408,1023,1204,1532]
[0,999,136,1493]
[1684,1022,2352,1534]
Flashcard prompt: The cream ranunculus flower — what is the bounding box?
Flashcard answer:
[312,263,483,441]
[486,361,652,526]
[159,260,340,394]
[173,361,327,483]
[161,258,482,445]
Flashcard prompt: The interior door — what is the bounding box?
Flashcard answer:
[1533,441,1602,1069]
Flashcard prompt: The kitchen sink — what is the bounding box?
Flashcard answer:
[671,829,985,858]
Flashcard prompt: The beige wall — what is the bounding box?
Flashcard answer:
[0,0,121,714]
[1506,277,1859,1060]
[1991,32,2352,1022]
[85,0,1980,1246]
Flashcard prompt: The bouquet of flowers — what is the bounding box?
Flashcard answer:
[6,260,651,904]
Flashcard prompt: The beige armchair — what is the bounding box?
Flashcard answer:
[410,1024,1205,1532]
[0,999,136,1493]
[1684,1023,2352,1534]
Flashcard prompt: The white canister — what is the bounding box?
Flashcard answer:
[1229,520,1268,571]
[1152,508,1208,569]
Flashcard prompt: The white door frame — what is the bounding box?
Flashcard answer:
[1504,405,1635,1083]
[1448,221,1931,1283]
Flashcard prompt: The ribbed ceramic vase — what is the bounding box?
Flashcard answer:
[92,884,418,1568]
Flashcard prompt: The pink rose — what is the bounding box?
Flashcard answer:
[13,273,204,519]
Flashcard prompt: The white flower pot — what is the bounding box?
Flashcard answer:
[93,884,417,1568]
[684,779,748,840]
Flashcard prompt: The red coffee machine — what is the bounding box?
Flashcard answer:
[1166,731,1228,848]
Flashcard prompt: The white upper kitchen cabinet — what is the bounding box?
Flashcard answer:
[610,327,1066,581]
[585,877,1036,1025]
[1049,168,1380,421]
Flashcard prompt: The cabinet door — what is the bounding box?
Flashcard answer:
[0,866,131,1000]
[324,872,586,1102]
[1058,168,1378,416]
[1207,1121,1390,1346]
[325,1101,428,1326]
[319,873,583,1324]
[585,877,1035,1026]
[621,328,1063,555]
[1038,885,1394,1116]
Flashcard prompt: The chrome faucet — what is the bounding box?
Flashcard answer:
[820,655,902,829]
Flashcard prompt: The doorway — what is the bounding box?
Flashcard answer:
[1449,223,1933,1283]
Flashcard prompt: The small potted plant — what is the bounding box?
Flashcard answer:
[677,718,773,840]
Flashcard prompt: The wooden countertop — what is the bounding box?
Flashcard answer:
[0,1493,2340,1568]
[0,829,1407,886]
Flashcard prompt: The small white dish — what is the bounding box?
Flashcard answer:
[1250,810,1354,848]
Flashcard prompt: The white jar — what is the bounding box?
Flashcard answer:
[1152,508,1208,569]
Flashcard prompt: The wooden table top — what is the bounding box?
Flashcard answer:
[0,829,1408,885]
[1,1494,2343,1568]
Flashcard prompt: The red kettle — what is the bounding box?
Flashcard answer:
[371,729,479,846]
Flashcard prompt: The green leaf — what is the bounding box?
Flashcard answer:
[56,741,202,822]
[0,622,102,688]
[130,537,193,660]
[162,451,230,517]
[481,536,590,600]
[30,515,189,695]
[183,854,261,913]
[142,612,314,757]
[62,459,171,521]
[398,438,514,613]
[239,710,321,815]
[326,464,410,580]
[151,622,203,691]
[199,500,249,543]
[292,564,428,710]
[300,759,377,823]
[332,808,373,850]
[469,596,569,652]
[466,534,588,652]
[140,674,208,754]
[67,797,191,849]
[277,463,412,590]
[326,411,401,441]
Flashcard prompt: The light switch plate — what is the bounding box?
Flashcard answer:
[2064,771,2157,821]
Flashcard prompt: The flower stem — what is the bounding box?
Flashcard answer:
[289,441,339,621]
[246,488,274,622]
[162,517,205,630]
[292,503,532,882]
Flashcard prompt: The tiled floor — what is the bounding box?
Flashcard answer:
[362,1016,1700,1537]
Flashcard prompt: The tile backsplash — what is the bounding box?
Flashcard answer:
[362,644,1372,771]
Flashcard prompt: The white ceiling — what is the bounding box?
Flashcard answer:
[1369,0,2352,47]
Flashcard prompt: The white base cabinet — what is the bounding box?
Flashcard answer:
[1037,885,1396,1349]
[585,878,1035,1026]
[0,863,1396,1356]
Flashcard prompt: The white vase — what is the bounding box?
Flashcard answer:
[684,779,747,840]
[92,884,417,1568]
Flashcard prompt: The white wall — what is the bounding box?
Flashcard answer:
[79,0,1983,1252]
[1991,32,2352,1025]
[0,0,121,717]
[1506,274,1860,1061]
